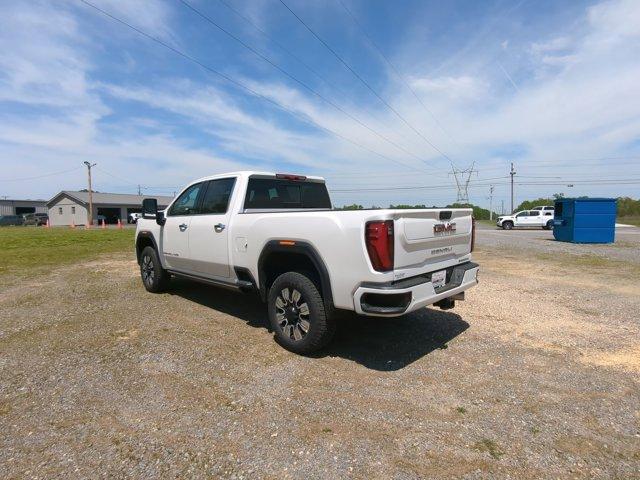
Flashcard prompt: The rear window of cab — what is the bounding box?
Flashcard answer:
[244,178,331,210]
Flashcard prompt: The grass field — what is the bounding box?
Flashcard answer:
[0,226,134,278]
[618,215,640,226]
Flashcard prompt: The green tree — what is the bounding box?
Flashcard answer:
[617,197,640,216]
[336,204,364,210]
[446,203,493,220]
[389,204,427,209]
[515,195,561,212]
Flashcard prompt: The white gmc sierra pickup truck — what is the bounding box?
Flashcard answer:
[135,171,479,353]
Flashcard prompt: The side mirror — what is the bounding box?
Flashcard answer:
[142,198,166,226]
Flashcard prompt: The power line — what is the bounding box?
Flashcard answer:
[0,166,83,182]
[329,178,640,193]
[472,156,640,173]
[178,0,441,173]
[327,174,509,189]
[94,165,138,187]
[77,0,428,174]
[335,0,460,148]
[214,0,350,98]
[325,159,640,178]
[277,0,458,168]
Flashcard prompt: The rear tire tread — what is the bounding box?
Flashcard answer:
[268,272,335,354]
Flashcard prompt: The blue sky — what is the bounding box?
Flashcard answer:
[1,0,639,209]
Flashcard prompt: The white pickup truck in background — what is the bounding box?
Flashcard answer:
[496,207,555,230]
[135,172,479,353]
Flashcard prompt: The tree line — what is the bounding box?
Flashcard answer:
[335,196,640,220]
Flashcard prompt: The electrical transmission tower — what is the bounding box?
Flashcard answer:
[450,162,477,204]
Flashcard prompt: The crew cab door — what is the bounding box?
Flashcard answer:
[187,178,236,278]
[161,182,204,272]
[514,211,529,226]
[527,210,543,226]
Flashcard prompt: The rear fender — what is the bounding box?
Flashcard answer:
[257,240,333,308]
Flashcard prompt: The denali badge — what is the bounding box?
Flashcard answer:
[434,222,457,234]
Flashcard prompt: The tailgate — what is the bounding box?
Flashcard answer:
[393,209,473,274]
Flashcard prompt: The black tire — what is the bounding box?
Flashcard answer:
[139,246,170,293]
[545,220,554,230]
[502,221,514,230]
[267,272,335,354]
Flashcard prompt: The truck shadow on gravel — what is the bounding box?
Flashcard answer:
[169,279,469,372]
[324,310,469,371]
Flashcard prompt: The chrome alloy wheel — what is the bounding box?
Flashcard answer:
[275,287,311,341]
[141,254,155,286]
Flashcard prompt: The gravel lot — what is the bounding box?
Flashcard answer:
[477,223,640,264]
[1,228,639,479]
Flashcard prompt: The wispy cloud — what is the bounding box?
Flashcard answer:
[0,0,639,208]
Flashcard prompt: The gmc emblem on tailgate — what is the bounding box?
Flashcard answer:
[434,222,457,234]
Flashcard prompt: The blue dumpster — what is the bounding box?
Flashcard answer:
[553,198,616,243]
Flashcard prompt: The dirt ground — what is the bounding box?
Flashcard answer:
[1,232,639,478]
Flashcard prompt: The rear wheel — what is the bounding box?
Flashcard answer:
[268,272,335,354]
[502,221,514,230]
[139,246,170,293]
[544,220,554,230]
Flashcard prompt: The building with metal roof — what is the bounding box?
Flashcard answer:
[0,198,48,216]
[47,191,174,226]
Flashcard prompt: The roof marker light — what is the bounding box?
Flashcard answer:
[276,174,307,181]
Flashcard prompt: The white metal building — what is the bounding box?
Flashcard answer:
[47,191,174,226]
[0,199,47,216]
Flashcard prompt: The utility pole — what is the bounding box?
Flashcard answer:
[84,161,97,225]
[137,184,142,195]
[510,162,516,213]
[489,185,495,221]
[501,200,504,215]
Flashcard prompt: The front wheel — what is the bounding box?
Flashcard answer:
[268,272,335,354]
[544,220,554,230]
[502,221,514,230]
[139,246,170,293]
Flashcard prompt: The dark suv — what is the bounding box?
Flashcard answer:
[23,213,49,226]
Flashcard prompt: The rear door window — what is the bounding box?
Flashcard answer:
[200,178,236,214]
[244,178,331,209]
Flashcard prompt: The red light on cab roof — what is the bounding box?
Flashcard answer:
[276,173,307,181]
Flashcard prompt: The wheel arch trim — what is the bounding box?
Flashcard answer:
[136,231,159,264]
[257,240,333,308]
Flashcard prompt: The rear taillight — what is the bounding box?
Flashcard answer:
[471,217,476,252]
[365,220,394,272]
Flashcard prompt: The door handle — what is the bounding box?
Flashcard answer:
[179,223,188,232]
[214,223,225,232]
